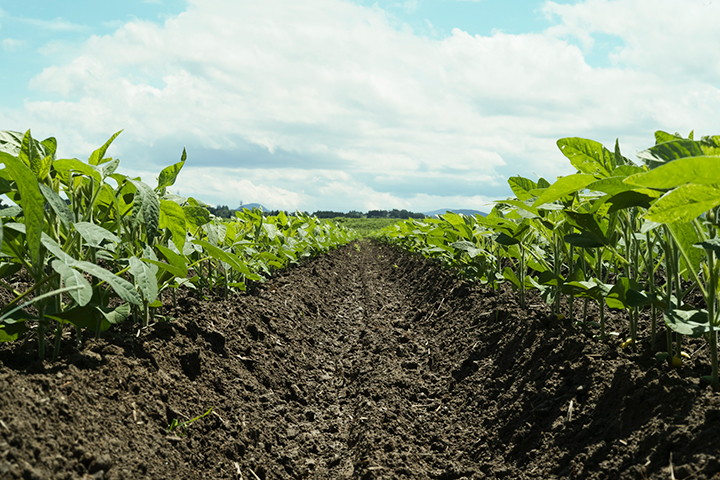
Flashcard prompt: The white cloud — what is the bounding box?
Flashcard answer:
[12,16,89,32]
[1,38,26,51]
[9,0,720,211]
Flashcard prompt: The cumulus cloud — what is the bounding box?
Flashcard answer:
[11,0,720,211]
[2,38,26,51]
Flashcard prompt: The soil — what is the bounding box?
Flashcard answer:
[1,239,720,480]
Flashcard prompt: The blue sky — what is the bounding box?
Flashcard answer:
[1,0,719,212]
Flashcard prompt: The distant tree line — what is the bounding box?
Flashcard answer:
[366,209,425,219]
[206,205,425,220]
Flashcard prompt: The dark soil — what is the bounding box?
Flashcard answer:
[1,240,720,480]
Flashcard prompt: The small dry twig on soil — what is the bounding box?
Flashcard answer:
[669,452,676,480]
[249,468,262,480]
[567,400,574,422]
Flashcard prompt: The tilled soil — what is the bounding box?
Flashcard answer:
[1,240,720,480]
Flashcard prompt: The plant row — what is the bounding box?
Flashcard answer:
[375,131,720,389]
[0,130,357,360]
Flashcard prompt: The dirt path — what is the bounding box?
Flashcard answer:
[1,240,720,479]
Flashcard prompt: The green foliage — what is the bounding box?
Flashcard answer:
[376,129,720,390]
[0,129,357,360]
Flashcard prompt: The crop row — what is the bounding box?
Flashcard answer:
[376,131,720,390]
[0,130,357,360]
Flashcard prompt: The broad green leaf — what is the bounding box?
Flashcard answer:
[184,205,211,232]
[38,183,74,230]
[0,151,44,267]
[40,137,57,159]
[73,260,142,305]
[193,239,259,279]
[156,244,189,277]
[557,138,612,177]
[508,176,539,201]
[644,184,720,224]
[624,156,720,190]
[606,191,657,214]
[502,267,521,288]
[637,139,705,169]
[655,131,681,145]
[98,303,131,326]
[144,258,187,279]
[495,232,520,246]
[450,240,483,258]
[98,157,121,179]
[73,221,120,248]
[0,321,28,342]
[53,158,102,183]
[0,130,24,156]
[695,238,720,253]
[532,174,596,207]
[129,256,158,303]
[157,149,186,190]
[88,130,122,166]
[564,232,605,248]
[606,278,643,310]
[40,231,76,265]
[129,179,160,243]
[51,259,92,306]
[18,130,37,170]
[563,212,607,242]
[495,199,540,217]
[664,309,710,337]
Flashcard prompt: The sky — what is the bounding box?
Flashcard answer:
[1,0,719,213]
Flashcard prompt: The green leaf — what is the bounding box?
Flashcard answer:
[606,191,656,214]
[129,179,160,243]
[184,205,211,232]
[38,183,74,230]
[695,238,720,253]
[450,240,483,258]
[0,321,28,342]
[606,278,643,310]
[98,303,131,326]
[637,139,705,169]
[157,149,186,190]
[625,156,720,190]
[88,130,122,166]
[495,232,520,246]
[502,267,521,288]
[557,138,612,177]
[193,239,259,280]
[98,157,121,179]
[532,174,597,207]
[655,131,681,145]
[73,221,120,248]
[53,158,102,183]
[129,256,158,303]
[0,151,44,268]
[40,137,57,159]
[664,309,710,338]
[564,232,605,248]
[51,259,92,306]
[0,130,24,156]
[156,245,188,277]
[508,176,538,201]
[40,232,76,265]
[644,184,720,224]
[73,261,142,305]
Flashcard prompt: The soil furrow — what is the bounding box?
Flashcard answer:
[1,240,720,479]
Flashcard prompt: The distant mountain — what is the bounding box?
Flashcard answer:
[239,203,267,211]
[423,208,487,217]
